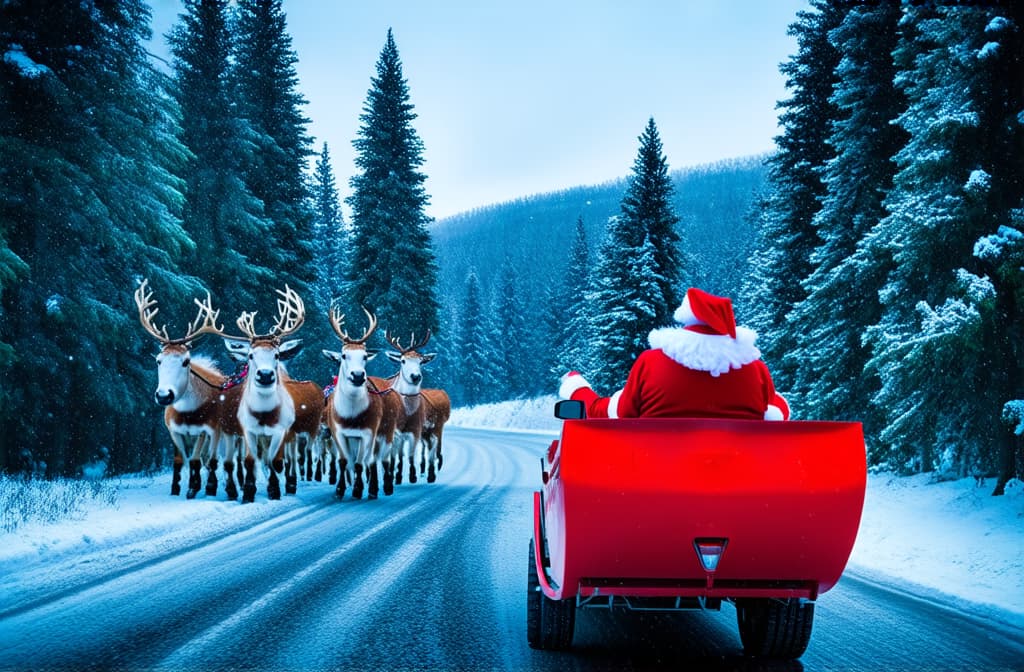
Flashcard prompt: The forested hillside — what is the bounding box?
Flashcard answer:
[433,156,767,304]
[427,156,768,405]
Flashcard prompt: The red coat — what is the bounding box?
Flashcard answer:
[563,324,786,420]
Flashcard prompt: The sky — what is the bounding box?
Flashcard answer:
[148,0,809,221]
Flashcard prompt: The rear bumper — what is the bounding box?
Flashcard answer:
[534,491,821,602]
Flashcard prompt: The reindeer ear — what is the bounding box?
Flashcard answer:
[385,351,402,363]
[279,339,303,360]
[322,349,342,364]
[420,353,436,365]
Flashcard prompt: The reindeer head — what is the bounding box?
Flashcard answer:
[323,306,378,389]
[134,278,222,406]
[218,286,306,393]
[384,329,435,390]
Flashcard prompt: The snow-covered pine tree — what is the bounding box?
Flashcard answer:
[551,216,593,381]
[588,118,680,392]
[972,6,1024,493]
[232,0,315,295]
[741,0,846,392]
[977,215,1024,494]
[863,4,1023,481]
[786,2,907,435]
[622,118,681,327]
[490,255,527,399]
[455,269,489,406]
[168,0,273,314]
[347,29,439,340]
[311,142,348,322]
[1,0,194,475]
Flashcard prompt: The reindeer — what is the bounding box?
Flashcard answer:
[322,306,399,500]
[383,329,435,489]
[134,279,228,498]
[215,286,322,503]
[419,387,451,483]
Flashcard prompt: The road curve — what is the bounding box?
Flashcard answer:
[0,427,1022,671]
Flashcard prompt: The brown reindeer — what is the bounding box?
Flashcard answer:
[214,286,321,503]
[322,306,399,500]
[134,279,227,498]
[384,329,435,489]
[419,388,451,483]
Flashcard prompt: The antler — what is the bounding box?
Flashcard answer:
[384,328,432,354]
[233,285,306,343]
[329,305,378,345]
[134,278,224,346]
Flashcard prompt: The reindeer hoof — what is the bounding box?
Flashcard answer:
[171,484,181,496]
[242,487,256,504]
[186,488,199,500]
[205,484,217,497]
[427,471,436,484]
[409,471,417,484]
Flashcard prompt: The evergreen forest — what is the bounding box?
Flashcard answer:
[1,1,1022,496]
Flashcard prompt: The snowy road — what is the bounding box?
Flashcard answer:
[1,427,1023,671]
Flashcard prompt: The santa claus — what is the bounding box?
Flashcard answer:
[558,287,789,420]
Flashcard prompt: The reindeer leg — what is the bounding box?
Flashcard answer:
[268,440,284,501]
[368,462,379,500]
[225,460,238,501]
[352,462,364,500]
[206,456,219,497]
[186,459,202,499]
[286,438,300,495]
[383,451,394,496]
[334,456,347,499]
[241,436,258,504]
[169,434,186,496]
[395,449,404,485]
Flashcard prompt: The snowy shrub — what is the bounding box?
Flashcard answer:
[0,475,120,533]
[1004,478,1023,497]
[974,226,1023,263]
[1002,400,1024,435]
[965,168,991,193]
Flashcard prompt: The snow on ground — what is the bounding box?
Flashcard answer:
[2,397,1023,632]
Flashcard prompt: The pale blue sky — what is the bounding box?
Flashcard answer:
[150,1,809,220]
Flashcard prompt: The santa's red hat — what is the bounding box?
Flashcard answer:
[673,288,737,339]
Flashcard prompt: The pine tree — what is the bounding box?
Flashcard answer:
[311,142,347,320]
[455,269,489,406]
[490,255,526,398]
[863,4,1023,481]
[233,0,314,293]
[1,0,194,474]
[622,118,682,326]
[168,0,273,313]
[787,2,907,433]
[347,29,439,337]
[551,216,592,379]
[588,119,681,392]
[741,0,847,392]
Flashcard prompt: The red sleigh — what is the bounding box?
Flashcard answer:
[527,400,867,660]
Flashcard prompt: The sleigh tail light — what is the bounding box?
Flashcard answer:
[694,538,729,572]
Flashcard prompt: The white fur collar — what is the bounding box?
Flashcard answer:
[648,325,761,377]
